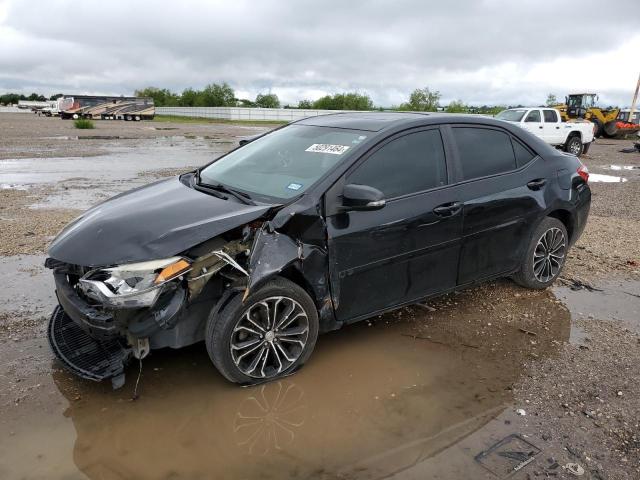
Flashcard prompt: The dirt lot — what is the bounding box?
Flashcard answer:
[0,113,639,479]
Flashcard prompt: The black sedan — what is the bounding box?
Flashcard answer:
[45,112,591,387]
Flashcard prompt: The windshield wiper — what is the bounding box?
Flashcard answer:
[198,182,256,205]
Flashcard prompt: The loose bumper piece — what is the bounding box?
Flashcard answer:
[48,305,131,387]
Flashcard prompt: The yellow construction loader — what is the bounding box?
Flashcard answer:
[554,93,640,138]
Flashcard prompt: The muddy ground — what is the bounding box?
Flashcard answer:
[0,113,639,479]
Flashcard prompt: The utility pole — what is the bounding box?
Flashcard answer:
[629,71,640,124]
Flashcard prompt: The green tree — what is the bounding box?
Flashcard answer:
[237,98,256,107]
[179,88,198,106]
[546,93,558,106]
[445,100,468,113]
[399,87,440,112]
[297,99,313,109]
[49,93,64,101]
[255,92,280,108]
[0,93,21,105]
[312,92,373,110]
[27,92,46,101]
[135,87,180,106]
[197,82,236,107]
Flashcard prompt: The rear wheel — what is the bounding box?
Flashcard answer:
[206,277,319,384]
[564,135,583,156]
[513,217,568,289]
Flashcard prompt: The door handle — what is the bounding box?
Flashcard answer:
[433,201,462,217]
[556,126,560,129]
[527,178,547,190]
[539,126,543,129]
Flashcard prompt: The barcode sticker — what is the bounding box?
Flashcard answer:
[305,144,350,155]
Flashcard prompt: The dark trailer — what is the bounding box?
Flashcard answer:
[59,95,155,121]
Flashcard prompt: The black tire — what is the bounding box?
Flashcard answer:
[512,217,568,290]
[205,277,319,384]
[590,118,603,138]
[564,135,583,156]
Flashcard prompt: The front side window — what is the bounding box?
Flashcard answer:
[496,109,527,122]
[199,125,368,200]
[452,127,516,180]
[525,110,541,122]
[348,129,447,199]
[543,110,558,123]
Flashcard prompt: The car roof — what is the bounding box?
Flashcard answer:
[295,112,431,131]
[294,111,516,133]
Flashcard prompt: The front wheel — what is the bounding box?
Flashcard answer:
[512,217,568,289]
[206,277,319,384]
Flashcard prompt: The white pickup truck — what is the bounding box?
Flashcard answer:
[496,107,594,156]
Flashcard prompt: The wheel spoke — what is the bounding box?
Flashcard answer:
[275,303,296,330]
[236,341,265,362]
[277,326,308,338]
[232,337,262,351]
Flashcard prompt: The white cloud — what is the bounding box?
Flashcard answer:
[0,0,638,106]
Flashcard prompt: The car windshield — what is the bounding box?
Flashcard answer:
[496,109,526,122]
[199,125,367,201]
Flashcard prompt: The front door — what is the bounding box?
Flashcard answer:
[326,128,463,322]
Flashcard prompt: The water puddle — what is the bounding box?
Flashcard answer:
[0,138,229,209]
[610,164,639,171]
[589,173,628,183]
[554,277,640,332]
[0,284,572,479]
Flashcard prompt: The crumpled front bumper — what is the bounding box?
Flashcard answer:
[49,269,188,388]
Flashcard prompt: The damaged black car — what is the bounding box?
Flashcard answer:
[45,112,591,388]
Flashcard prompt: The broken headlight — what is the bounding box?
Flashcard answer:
[78,257,191,308]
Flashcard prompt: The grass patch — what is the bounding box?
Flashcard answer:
[74,118,95,129]
[153,115,287,126]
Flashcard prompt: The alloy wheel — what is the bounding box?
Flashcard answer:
[230,296,309,379]
[569,139,582,155]
[533,227,566,282]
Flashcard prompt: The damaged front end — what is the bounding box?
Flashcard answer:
[46,232,255,389]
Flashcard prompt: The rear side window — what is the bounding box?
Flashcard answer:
[525,110,541,122]
[512,138,536,167]
[452,127,516,180]
[349,129,446,198]
[543,110,558,122]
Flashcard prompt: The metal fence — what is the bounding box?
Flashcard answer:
[155,107,369,122]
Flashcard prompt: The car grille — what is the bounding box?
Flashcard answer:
[48,305,130,382]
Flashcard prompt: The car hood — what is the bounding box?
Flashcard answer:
[48,177,273,267]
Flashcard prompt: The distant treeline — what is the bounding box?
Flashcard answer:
[1,85,518,114]
[0,92,63,105]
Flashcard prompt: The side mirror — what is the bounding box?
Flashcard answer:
[340,184,386,211]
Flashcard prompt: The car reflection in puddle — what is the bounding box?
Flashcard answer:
[50,282,570,480]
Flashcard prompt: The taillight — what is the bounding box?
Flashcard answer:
[577,164,589,183]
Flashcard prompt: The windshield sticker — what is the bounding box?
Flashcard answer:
[287,183,303,191]
[305,144,350,155]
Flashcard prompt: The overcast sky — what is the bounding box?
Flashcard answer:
[1,0,639,107]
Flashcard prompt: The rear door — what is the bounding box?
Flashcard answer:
[542,109,563,144]
[523,109,544,139]
[445,125,547,285]
[326,128,464,322]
